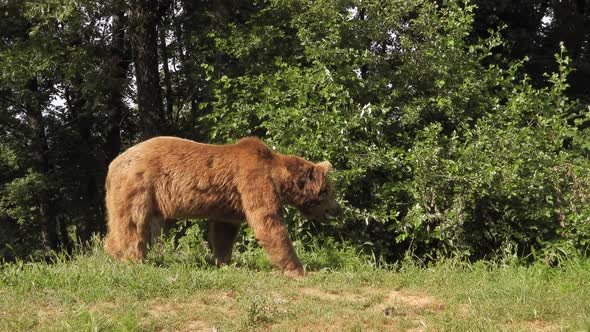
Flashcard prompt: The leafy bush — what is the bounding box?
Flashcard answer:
[206,0,590,261]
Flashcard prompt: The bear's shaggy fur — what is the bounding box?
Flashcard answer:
[104,136,340,277]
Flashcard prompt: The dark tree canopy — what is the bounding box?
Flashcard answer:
[472,0,590,101]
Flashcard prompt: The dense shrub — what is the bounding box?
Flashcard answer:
[206,0,590,261]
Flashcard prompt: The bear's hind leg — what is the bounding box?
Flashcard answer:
[106,216,150,262]
[105,197,129,259]
[105,188,154,262]
[105,225,124,259]
[208,221,240,266]
[123,190,156,261]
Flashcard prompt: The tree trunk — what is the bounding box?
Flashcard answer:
[174,5,197,135]
[159,17,174,124]
[66,77,103,242]
[105,11,131,163]
[25,78,58,252]
[129,0,166,139]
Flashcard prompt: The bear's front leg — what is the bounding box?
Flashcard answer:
[240,188,304,277]
[250,217,304,277]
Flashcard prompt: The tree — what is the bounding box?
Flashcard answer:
[0,2,60,252]
[105,9,132,163]
[129,0,167,138]
[24,78,58,251]
[471,0,590,102]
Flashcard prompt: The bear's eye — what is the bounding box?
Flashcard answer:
[297,179,306,190]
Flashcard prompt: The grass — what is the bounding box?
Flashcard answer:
[1,241,590,331]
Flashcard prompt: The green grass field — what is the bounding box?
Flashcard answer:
[1,243,589,331]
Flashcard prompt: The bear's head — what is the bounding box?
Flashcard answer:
[281,158,341,222]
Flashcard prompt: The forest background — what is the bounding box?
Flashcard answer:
[1,0,590,264]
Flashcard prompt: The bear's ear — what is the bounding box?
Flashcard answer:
[300,161,332,193]
[312,161,331,183]
[316,161,332,173]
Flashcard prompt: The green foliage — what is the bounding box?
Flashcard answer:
[206,0,590,261]
[2,171,52,225]
[146,220,212,268]
[404,44,590,259]
[146,221,376,273]
[1,0,590,263]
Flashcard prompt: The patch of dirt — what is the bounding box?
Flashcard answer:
[296,287,447,331]
[89,301,119,313]
[148,292,235,315]
[515,319,560,332]
[300,287,344,301]
[458,303,472,316]
[35,305,66,326]
[220,291,237,300]
[179,320,217,332]
[296,319,372,332]
[374,290,447,331]
[299,287,369,303]
[383,290,447,312]
[146,292,238,331]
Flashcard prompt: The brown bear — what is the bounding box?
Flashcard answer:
[104,136,340,277]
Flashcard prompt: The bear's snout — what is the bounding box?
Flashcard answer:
[328,204,342,217]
